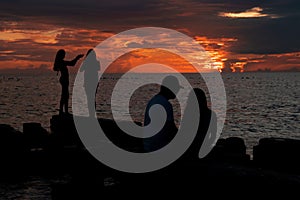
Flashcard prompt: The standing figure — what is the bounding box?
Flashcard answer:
[54,49,84,115]
[80,49,100,117]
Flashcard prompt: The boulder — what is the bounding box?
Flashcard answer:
[50,115,143,151]
[0,124,24,169]
[206,137,250,162]
[50,115,81,147]
[253,137,300,172]
[23,122,48,149]
[0,124,23,151]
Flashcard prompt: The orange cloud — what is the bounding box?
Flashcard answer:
[105,48,197,73]
[0,29,61,44]
[1,23,298,74]
[0,25,116,70]
[194,35,237,71]
[0,60,51,70]
[220,52,300,72]
[219,7,279,19]
[244,52,300,71]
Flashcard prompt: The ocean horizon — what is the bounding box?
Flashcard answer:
[1,71,299,156]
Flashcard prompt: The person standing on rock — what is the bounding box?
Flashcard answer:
[80,49,100,117]
[54,49,84,115]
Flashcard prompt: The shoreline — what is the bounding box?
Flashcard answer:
[1,114,300,197]
[1,114,299,168]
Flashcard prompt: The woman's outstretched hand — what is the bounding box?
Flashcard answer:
[76,54,84,60]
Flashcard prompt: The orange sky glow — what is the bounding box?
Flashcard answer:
[0,24,299,73]
[105,49,198,73]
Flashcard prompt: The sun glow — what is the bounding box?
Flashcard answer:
[105,48,198,73]
[194,36,237,72]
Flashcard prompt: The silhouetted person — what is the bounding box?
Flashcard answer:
[54,49,84,115]
[181,88,217,161]
[143,75,183,152]
[80,49,100,117]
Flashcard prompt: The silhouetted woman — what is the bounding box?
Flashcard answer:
[54,49,84,115]
[181,88,217,160]
[80,49,100,117]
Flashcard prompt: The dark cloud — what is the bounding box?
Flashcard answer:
[172,0,300,54]
[228,16,300,54]
[0,0,299,71]
[0,0,164,30]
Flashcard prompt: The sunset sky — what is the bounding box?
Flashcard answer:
[0,0,299,72]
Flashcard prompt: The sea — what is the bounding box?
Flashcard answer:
[0,71,299,199]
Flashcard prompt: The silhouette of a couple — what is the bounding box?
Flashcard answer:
[54,49,100,116]
[144,75,217,160]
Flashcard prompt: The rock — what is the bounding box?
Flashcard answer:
[0,124,23,151]
[23,122,48,150]
[99,118,143,152]
[50,115,143,151]
[253,137,300,172]
[50,115,76,134]
[0,124,24,170]
[206,137,250,162]
[224,137,246,155]
[50,115,81,147]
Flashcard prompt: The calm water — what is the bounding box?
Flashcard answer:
[1,72,299,152]
[0,71,299,199]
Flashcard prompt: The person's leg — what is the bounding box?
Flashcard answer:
[59,82,64,115]
[86,87,96,117]
[60,82,69,114]
[64,84,70,114]
[64,95,69,114]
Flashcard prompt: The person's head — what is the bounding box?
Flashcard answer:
[55,49,65,61]
[86,49,95,57]
[85,49,97,61]
[160,75,183,100]
[192,88,208,109]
